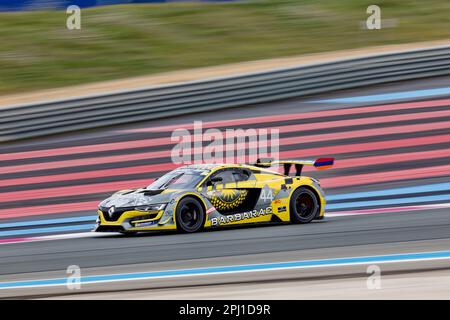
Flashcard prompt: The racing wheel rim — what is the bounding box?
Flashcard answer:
[294,192,316,220]
[289,187,319,224]
[178,201,203,232]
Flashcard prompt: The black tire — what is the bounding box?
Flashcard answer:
[289,187,319,224]
[175,197,205,233]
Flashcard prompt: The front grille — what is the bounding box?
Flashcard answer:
[100,206,134,222]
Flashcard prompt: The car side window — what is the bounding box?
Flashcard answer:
[232,169,250,182]
[209,169,235,185]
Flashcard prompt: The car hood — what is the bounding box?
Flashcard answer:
[99,188,176,208]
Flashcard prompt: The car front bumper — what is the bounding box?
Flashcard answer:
[94,208,176,233]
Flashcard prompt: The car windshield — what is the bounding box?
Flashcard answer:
[146,168,209,190]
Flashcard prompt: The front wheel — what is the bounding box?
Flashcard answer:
[175,197,205,233]
[290,187,319,224]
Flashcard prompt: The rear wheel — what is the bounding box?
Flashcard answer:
[290,187,319,224]
[175,197,205,233]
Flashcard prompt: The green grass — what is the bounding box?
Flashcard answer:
[0,0,449,95]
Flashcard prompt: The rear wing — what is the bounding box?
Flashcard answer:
[254,158,334,176]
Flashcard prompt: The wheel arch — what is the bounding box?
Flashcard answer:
[289,184,322,219]
[173,192,208,228]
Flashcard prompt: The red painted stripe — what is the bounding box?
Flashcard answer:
[284,148,450,172]
[2,119,450,176]
[0,201,98,219]
[0,165,450,218]
[124,98,450,133]
[0,179,153,204]
[2,98,450,162]
[321,164,450,188]
[3,147,450,203]
[3,163,450,215]
[0,163,177,188]
[0,237,31,244]
[332,148,450,171]
[2,164,450,219]
[277,109,450,134]
[291,134,450,157]
[3,134,450,188]
[0,137,170,162]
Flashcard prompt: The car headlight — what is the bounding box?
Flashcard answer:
[135,203,167,212]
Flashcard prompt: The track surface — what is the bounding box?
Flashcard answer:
[1,208,450,275]
[1,76,450,297]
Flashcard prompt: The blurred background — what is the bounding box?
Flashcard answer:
[0,0,449,94]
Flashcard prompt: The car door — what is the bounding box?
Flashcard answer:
[201,168,257,215]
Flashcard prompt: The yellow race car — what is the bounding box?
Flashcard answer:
[94,158,334,234]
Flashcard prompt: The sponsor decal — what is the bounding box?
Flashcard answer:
[206,207,215,215]
[136,220,157,227]
[210,207,272,226]
[260,187,274,202]
[277,206,287,213]
[210,189,248,211]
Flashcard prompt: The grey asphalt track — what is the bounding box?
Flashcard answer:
[2,208,450,276]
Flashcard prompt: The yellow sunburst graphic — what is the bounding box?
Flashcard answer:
[220,189,238,202]
[211,189,248,211]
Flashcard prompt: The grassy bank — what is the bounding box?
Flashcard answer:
[0,0,449,95]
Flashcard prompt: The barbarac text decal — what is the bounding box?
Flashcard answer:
[210,207,272,226]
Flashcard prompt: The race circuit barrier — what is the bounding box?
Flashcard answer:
[1,46,450,142]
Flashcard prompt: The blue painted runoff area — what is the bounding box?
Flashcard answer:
[313,87,450,103]
[1,250,450,288]
[0,224,95,237]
